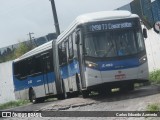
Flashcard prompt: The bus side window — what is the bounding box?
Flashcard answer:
[14,62,20,79]
[28,58,35,75]
[72,32,77,57]
[34,56,42,74]
[58,43,63,65]
[19,60,28,80]
[68,34,74,59]
[62,42,67,64]
[46,51,53,72]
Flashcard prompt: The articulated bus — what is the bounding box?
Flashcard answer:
[13,11,149,103]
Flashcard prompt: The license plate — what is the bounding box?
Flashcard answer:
[115,74,126,79]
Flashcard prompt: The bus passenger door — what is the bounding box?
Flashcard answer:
[65,40,73,91]
[42,54,54,95]
[76,30,86,89]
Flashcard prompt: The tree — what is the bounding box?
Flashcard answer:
[141,15,152,29]
[0,41,35,63]
[14,42,32,58]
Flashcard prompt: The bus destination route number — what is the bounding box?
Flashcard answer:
[89,22,133,32]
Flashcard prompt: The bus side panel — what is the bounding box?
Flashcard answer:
[13,77,29,100]
[60,59,80,92]
[60,65,69,92]
[137,62,149,80]
[63,78,70,92]
[63,76,79,93]
[85,68,102,87]
[13,71,56,100]
[53,41,64,95]
[28,72,56,97]
[46,72,57,94]
[52,81,57,94]
[68,59,80,92]
[71,76,77,91]
[14,89,28,100]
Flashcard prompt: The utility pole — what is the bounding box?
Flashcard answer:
[50,0,60,36]
[27,32,34,41]
[27,32,34,46]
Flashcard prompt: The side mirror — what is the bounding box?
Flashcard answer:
[143,28,148,38]
[75,34,80,44]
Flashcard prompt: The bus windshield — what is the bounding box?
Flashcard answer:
[84,29,145,57]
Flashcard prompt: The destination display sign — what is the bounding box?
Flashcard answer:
[85,19,137,32]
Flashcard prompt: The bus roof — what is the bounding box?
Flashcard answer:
[14,40,53,62]
[57,10,139,43]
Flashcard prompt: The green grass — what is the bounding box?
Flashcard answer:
[0,100,30,110]
[45,98,57,102]
[146,103,160,111]
[149,70,160,84]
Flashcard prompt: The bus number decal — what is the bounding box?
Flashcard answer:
[91,24,102,31]
[115,74,126,79]
[102,63,113,68]
[37,80,41,83]
[28,80,32,84]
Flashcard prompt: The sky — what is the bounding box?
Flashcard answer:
[0,0,133,48]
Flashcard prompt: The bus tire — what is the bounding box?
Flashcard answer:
[29,89,37,104]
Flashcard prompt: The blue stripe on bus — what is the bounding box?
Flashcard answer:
[14,72,56,91]
[59,58,140,79]
[96,58,139,71]
[14,58,140,91]
[60,59,80,79]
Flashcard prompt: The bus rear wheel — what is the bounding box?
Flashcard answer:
[29,89,37,104]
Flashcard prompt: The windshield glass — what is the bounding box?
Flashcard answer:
[84,29,145,57]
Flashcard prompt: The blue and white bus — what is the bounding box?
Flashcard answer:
[13,41,59,103]
[13,11,149,102]
[54,10,149,97]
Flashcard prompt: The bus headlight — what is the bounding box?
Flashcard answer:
[139,56,147,64]
[85,61,98,68]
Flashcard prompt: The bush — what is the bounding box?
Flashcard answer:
[146,103,160,111]
[0,41,34,63]
[0,100,30,110]
[149,70,160,84]
[14,42,33,58]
